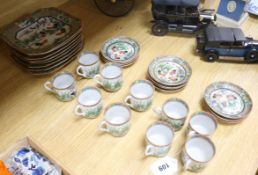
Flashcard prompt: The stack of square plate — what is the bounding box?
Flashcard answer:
[1,8,83,75]
[204,81,252,124]
[147,56,192,93]
[100,36,140,67]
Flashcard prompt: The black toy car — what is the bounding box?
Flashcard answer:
[151,0,216,36]
[196,25,258,62]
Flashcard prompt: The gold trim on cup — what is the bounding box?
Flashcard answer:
[103,103,131,126]
[162,98,189,120]
[184,135,216,163]
[146,122,174,147]
[77,87,102,107]
[78,51,99,66]
[51,71,75,90]
[188,111,217,136]
[129,80,155,100]
[100,63,123,80]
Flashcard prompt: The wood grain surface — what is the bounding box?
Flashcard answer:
[0,0,257,175]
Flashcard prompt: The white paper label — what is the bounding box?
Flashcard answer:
[150,157,178,175]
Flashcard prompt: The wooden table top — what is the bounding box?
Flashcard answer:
[0,0,257,175]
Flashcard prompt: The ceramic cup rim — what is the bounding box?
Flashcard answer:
[161,98,189,120]
[78,51,99,66]
[189,111,217,136]
[146,122,174,147]
[184,135,216,163]
[129,80,155,100]
[100,63,123,80]
[51,71,75,90]
[104,103,131,126]
[77,87,102,107]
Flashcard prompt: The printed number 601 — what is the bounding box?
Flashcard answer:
[158,163,170,172]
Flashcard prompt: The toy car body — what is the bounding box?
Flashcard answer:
[196,25,258,62]
[151,0,216,36]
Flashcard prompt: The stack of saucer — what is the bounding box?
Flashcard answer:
[1,8,83,75]
[147,56,192,93]
[204,81,252,124]
[100,36,140,67]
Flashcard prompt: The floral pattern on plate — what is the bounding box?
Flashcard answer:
[101,36,140,63]
[153,61,186,84]
[107,42,135,61]
[1,8,81,56]
[15,17,71,50]
[209,89,244,116]
[204,82,252,120]
[148,56,192,86]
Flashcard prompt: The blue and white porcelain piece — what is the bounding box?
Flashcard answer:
[246,0,258,15]
[6,147,61,175]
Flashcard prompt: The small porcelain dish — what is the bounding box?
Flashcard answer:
[147,56,192,93]
[100,36,140,67]
[204,81,252,124]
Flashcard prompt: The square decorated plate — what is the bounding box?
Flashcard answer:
[1,8,81,56]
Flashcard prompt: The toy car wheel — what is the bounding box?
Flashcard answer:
[205,52,218,62]
[152,23,168,36]
[246,51,258,62]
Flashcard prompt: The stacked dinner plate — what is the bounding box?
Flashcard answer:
[100,36,140,67]
[1,8,83,75]
[147,56,192,93]
[204,82,252,124]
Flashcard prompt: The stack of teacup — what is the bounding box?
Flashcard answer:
[144,98,218,173]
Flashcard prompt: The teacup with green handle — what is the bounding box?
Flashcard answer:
[153,98,189,131]
[99,103,131,137]
[186,112,217,138]
[94,63,123,92]
[76,51,100,78]
[125,80,154,112]
[145,122,174,157]
[182,136,216,172]
[74,87,103,119]
[44,72,77,102]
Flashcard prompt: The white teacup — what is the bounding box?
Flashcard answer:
[187,112,217,138]
[145,123,174,157]
[153,98,189,131]
[182,136,216,172]
[74,87,103,119]
[99,103,131,137]
[76,51,100,78]
[125,80,154,112]
[44,72,76,102]
[94,63,123,92]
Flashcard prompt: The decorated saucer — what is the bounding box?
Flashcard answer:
[148,56,192,87]
[101,36,140,67]
[204,82,252,120]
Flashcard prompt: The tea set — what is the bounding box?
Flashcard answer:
[44,35,253,173]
